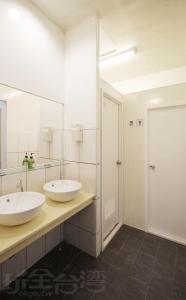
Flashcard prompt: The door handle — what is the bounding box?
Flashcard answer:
[116,161,122,165]
[149,165,156,170]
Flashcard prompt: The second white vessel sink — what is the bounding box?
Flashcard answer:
[0,192,45,226]
[43,180,82,202]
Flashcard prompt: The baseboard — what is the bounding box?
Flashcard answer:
[148,228,186,246]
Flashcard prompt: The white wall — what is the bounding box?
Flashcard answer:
[0,0,64,102]
[123,83,186,230]
[63,15,101,257]
[64,15,98,129]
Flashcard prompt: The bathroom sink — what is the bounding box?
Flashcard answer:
[0,192,45,226]
[43,180,82,202]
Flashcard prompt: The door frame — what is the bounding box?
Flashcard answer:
[100,89,124,250]
[145,103,186,239]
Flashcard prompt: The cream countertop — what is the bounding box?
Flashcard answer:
[0,192,94,263]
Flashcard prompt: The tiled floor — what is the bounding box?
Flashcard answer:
[1,225,186,299]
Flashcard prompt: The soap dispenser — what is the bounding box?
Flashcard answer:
[28,153,35,170]
[22,152,29,167]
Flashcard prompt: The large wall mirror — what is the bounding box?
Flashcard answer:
[0,84,63,170]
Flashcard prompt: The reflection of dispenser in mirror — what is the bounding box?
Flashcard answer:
[42,127,53,159]
[71,125,83,143]
[42,127,53,143]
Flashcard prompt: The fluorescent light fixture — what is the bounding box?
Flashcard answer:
[100,47,136,68]
[5,91,23,100]
[8,8,20,21]
[149,98,164,105]
[100,49,117,57]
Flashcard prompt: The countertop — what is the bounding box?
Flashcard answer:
[0,191,94,263]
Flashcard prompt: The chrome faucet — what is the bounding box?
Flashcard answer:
[17,179,24,192]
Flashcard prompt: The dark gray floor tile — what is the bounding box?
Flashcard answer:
[159,238,177,252]
[48,245,80,273]
[92,266,123,300]
[146,287,171,300]
[102,240,122,258]
[73,251,108,272]
[63,289,93,300]
[140,234,160,257]
[113,225,133,242]
[2,225,185,300]
[0,287,38,300]
[174,265,186,286]
[120,277,147,300]
[135,251,155,269]
[149,274,172,299]
[125,235,143,250]
[177,244,186,258]
[156,248,176,268]
[172,282,186,300]
[93,288,121,300]
[153,262,175,281]
[112,246,137,268]
[129,262,152,284]
[106,264,129,283]
[176,244,186,269]
[131,228,145,240]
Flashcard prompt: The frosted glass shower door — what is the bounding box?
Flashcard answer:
[0,100,6,169]
[102,94,119,239]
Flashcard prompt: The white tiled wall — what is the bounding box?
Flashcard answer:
[79,130,97,163]
[7,133,19,153]
[63,15,100,257]
[0,164,62,197]
[64,130,80,162]
[64,129,97,164]
[51,130,63,160]
[79,163,97,195]
[45,166,61,183]
[79,229,101,257]
[6,153,19,169]
[64,162,98,196]
[27,169,45,193]
[96,165,101,199]
[63,126,101,258]
[64,162,79,181]
[1,172,26,195]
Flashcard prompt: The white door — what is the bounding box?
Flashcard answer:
[148,105,186,244]
[102,94,119,239]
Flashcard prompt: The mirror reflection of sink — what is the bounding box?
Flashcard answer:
[43,180,82,202]
[0,192,45,226]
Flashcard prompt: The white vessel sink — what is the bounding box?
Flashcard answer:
[0,192,45,226]
[43,180,82,202]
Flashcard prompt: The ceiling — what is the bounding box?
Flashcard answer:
[32,0,186,89]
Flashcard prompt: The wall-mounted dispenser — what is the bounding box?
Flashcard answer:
[71,125,83,143]
[42,127,53,143]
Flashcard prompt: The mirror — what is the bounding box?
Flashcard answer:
[0,84,63,170]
